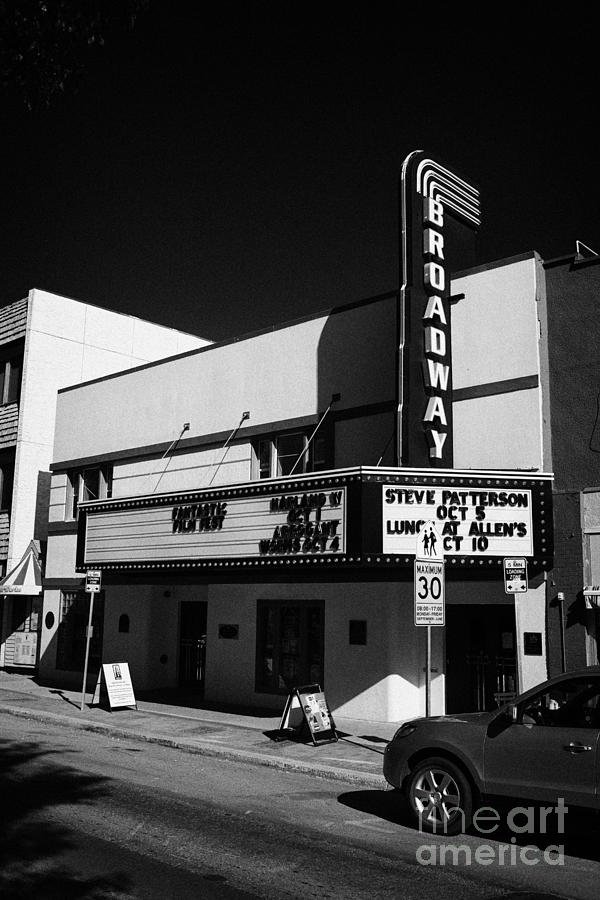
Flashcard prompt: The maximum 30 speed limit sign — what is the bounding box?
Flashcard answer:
[414,559,445,626]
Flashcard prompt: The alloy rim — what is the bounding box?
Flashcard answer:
[412,767,462,830]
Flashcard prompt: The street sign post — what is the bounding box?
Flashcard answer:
[414,521,445,718]
[81,569,102,711]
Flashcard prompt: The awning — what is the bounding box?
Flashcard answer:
[0,541,42,596]
[583,585,600,609]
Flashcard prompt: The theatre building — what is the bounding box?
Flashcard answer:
[40,151,564,725]
[41,152,600,722]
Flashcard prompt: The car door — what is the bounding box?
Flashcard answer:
[483,676,600,807]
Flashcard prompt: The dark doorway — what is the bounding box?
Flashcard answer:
[445,604,517,713]
[179,601,207,694]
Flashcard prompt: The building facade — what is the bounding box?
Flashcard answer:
[0,288,209,669]
[542,253,600,674]
[39,252,556,722]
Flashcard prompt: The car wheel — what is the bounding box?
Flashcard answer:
[406,757,472,836]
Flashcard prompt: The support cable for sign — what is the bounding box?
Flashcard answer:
[289,393,340,476]
[152,422,190,493]
[207,411,251,486]
[375,428,395,466]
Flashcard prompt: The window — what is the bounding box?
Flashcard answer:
[11,597,39,633]
[256,599,324,694]
[349,620,367,645]
[255,429,332,479]
[56,591,104,671]
[0,346,23,406]
[66,465,113,519]
[519,677,600,729]
[0,450,15,511]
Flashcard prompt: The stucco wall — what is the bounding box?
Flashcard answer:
[52,297,397,466]
[452,256,544,470]
[9,289,209,569]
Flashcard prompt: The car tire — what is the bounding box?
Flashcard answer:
[406,756,472,836]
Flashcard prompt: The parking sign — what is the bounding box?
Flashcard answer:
[503,557,527,593]
[85,569,102,593]
[414,559,445,626]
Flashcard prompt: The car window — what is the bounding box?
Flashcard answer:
[519,677,600,728]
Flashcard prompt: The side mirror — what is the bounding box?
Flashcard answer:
[509,704,518,723]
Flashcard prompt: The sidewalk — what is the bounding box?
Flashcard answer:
[0,671,395,788]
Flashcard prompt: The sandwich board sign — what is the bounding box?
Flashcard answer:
[278,684,337,745]
[92,661,137,710]
[504,557,528,593]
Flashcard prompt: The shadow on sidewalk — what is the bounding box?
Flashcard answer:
[135,687,281,719]
[49,689,82,710]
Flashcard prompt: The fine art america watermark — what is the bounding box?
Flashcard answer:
[416,800,567,867]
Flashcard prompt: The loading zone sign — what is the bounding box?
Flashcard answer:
[414,559,445,626]
[85,569,102,593]
[504,557,528,593]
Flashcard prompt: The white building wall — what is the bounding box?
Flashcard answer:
[8,289,209,569]
[452,256,544,471]
[201,582,434,723]
[51,298,397,465]
[514,583,548,691]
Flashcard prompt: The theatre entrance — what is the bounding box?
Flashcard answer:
[178,601,207,695]
[445,604,517,713]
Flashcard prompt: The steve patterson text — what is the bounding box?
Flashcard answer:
[383,484,533,556]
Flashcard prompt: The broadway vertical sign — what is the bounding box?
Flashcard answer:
[398,151,481,468]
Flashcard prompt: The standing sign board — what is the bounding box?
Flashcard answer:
[414,521,445,626]
[278,683,337,745]
[93,662,137,710]
[503,557,528,593]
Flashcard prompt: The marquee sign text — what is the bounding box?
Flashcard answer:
[383,484,533,557]
[260,491,343,555]
[81,488,346,566]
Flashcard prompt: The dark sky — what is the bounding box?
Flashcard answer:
[2,5,597,342]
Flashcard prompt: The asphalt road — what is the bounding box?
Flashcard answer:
[1,710,599,899]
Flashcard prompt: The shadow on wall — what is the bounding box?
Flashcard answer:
[565,591,587,630]
[34,471,52,544]
[38,599,102,693]
[316,294,397,470]
[0,738,131,897]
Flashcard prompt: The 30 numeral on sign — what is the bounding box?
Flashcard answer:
[416,573,443,600]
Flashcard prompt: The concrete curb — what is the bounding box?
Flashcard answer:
[0,702,389,789]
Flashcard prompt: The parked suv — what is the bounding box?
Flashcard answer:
[383,667,600,835]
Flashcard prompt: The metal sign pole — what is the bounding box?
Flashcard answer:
[80,590,94,711]
[426,624,431,717]
[414,521,444,719]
